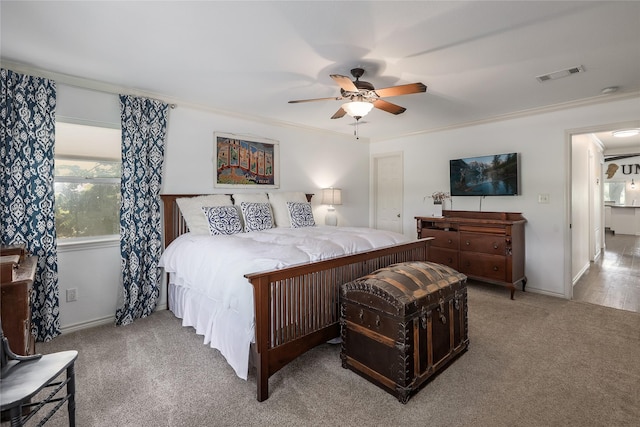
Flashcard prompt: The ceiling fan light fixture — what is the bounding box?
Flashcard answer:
[612,129,640,138]
[341,101,373,119]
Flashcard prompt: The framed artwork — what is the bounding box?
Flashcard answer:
[214,132,280,188]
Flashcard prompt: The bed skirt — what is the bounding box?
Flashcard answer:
[168,278,253,380]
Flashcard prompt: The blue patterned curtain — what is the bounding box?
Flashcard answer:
[0,68,60,341]
[115,95,168,326]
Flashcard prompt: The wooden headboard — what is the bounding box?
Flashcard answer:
[160,193,314,247]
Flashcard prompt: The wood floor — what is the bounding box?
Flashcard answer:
[573,232,640,313]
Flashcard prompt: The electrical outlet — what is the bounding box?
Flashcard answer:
[538,193,550,204]
[66,288,77,302]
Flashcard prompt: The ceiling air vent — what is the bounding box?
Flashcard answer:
[536,65,585,83]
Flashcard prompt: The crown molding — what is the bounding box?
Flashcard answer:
[3,59,634,145]
[0,59,363,142]
[370,90,640,143]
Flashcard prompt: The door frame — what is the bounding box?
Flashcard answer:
[565,120,638,300]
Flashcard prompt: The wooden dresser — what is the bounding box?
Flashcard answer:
[415,211,526,299]
[1,244,37,355]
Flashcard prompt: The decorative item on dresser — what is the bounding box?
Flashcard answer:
[415,210,526,299]
[1,244,37,356]
[424,191,450,218]
[340,261,468,403]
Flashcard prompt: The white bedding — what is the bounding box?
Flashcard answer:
[159,226,411,379]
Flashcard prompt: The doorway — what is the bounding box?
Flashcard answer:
[569,121,640,312]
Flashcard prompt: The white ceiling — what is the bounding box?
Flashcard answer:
[1,1,640,146]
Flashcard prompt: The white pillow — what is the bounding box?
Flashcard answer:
[232,193,269,205]
[176,195,233,234]
[287,202,316,228]
[240,202,273,232]
[202,206,243,235]
[268,191,307,227]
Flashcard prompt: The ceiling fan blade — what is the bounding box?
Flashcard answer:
[288,96,343,104]
[373,99,406,115]
[331,107,347,119]
[330,74,358,92]
[374,82,427,98]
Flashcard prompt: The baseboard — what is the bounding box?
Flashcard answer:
[60,303,168,334]
[61,315,114,334]
[572,263,590,286]
[593,249,602,262]
[523,286,566,299]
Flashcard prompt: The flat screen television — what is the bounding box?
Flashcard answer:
[449,152,519,196]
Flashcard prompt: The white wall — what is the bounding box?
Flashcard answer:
[162,105,370,226]
[370,96,640,298]
[55,84,370,331]
[49,82,640,328]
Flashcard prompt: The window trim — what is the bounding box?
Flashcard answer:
[57,235,119,252]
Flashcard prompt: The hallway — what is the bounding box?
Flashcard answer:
[573,232,640,313]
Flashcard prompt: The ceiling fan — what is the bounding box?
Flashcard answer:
[289,68,427,121]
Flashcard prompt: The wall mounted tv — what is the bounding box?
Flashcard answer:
[449,152,519,196]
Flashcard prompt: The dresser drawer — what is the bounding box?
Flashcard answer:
[427,247,459,270]
[459,252,506,282]
[460,232,505,255]
[421,229,459,249]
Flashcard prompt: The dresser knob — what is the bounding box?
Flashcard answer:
[448,239,452,244]
[375,315,381,327]
[493,266,499,271]
[466,241,470,246]
[493,244,498,249]
[358,309,364,321]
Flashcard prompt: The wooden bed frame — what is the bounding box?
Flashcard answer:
[160,194,432,401]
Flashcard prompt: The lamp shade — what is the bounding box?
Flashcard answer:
[321,188,342,206]
[341,101,373,118]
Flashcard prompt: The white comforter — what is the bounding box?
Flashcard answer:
[159,226,410,379]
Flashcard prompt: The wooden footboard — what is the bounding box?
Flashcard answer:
[160,194,431,402]
[245,239,431,402]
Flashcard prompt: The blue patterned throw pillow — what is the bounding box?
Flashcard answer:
[287,202,316,228]
[240,202,274,232]
[202,206,243,235]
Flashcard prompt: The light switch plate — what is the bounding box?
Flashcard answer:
[66,288,77,302]
[538,193,550,204]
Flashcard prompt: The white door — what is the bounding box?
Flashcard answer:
[373,153,403,233]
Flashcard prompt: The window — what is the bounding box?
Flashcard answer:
[603,181,626,205]
[54,122,121,240]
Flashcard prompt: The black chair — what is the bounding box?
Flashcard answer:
[0,320,77,426]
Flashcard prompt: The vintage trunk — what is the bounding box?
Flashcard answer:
[340,261,468,403]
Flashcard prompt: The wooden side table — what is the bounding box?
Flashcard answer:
[1,255,38,356]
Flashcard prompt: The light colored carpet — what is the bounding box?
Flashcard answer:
[14,282,640,427]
